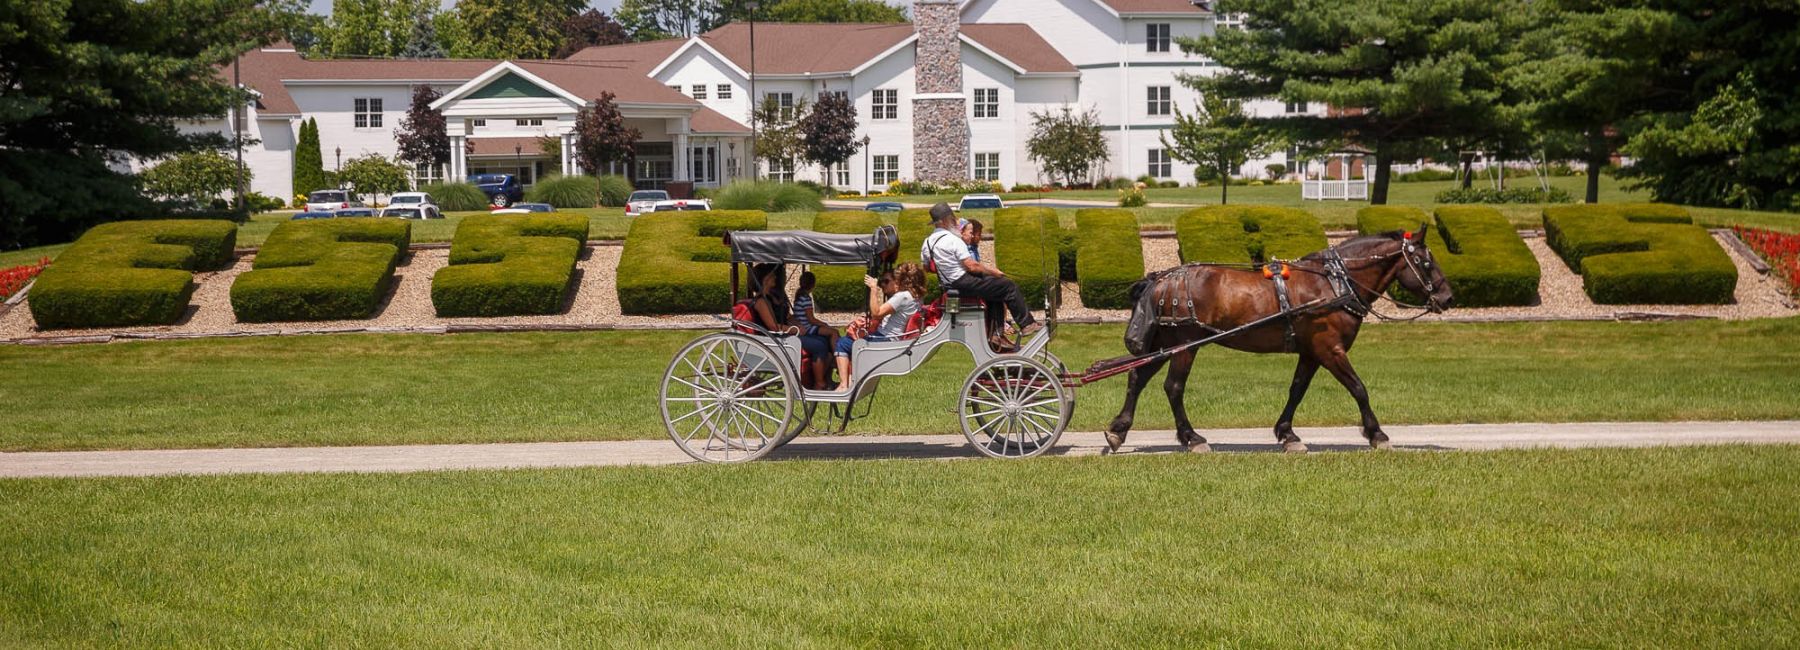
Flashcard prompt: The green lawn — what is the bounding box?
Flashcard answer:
[3,319,1797,451]
[3,446,1796,646]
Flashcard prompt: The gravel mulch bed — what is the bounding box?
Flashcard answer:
[2,234,1793,343]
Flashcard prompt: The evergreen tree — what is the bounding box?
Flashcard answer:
[1026,107,1109,186]
[1186,0,1530,204]
[800,92,861,186]
[1160,94,1276,204]
[400,7,448,58]
[574,92,642,175]
[394,86,449,182]
[293,118,329,197]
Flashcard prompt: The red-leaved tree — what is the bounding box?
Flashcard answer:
[574,91,640,175]
[394,85,449,180]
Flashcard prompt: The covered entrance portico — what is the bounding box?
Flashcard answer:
[431,61,750,190]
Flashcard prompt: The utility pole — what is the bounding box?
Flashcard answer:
[234,49,245,215]
[747,1,759,181]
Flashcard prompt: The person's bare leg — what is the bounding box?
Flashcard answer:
[835,355,853,392]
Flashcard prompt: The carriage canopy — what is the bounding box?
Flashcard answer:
[725,226,899,266]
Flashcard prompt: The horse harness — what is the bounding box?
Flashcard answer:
[1149,250,1370,352]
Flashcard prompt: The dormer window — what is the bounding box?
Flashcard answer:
[1147,24,1171,53]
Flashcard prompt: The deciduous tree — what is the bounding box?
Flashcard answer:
[753,95,808,178]
[449,0,586,59]
[1026,107,1109,186]
[554,9,631,58]
[142,151,252,206]
[318,0,434,58]
[574,92,642,175]
[1161,94,1275,204]
[337,154,411,202]
[394,86,449,183]
[800,92,861,187]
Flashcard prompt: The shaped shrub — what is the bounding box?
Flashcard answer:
[1073,209,1147,309]
[808,212,883,311]
[1177,206,1327,264]
[431,213,590,316]
[1543,204,1736,304]
[993,207,1066,306]
[230,219,410,322]
[616,210,767,314]
[29,220,237,329]
[1356,205,1540,307]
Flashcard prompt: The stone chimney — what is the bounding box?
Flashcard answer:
[911,0,969,183]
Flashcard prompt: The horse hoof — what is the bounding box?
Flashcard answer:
[1187,442,1212,454]
[1104,432,1125,453]
[1371,439,1393,451]
[1282,440,1308,454]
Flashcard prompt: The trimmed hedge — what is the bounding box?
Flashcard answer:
[29,220,237,329]
[808,211,883,311]
[616,210,767,314]
[1073,209,1146,309]
[1356,205,1541,307]
[230,219,410,322]
[430,213,590,316]
[1543,204,1736,304]
[993,207,1065,306]
[1176,206,1327,264]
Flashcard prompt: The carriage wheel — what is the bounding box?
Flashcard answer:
[660,333,798,463]
[1031,350,1076,422]
[960,355,1070,459]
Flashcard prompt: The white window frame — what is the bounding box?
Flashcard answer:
[833,164,850,187]
[471,118,487,129]
[717,84,733,99]
[669,85,681,94]
[1284,101,1308,114]
[973,152,1000,182]
[766,92,797,120]
[692,84,707,99]
[353,97,383,129]
[514,118,543,127]
[871,88,898,121]
[767,158,794,183]
[413,162,443,187]
[972,88,999,119]
[1148,148,1172,178]
[1217,13,1246,30]
[871,154,900,186]
[1147,23,1171,53]
[1147,86,1172,117]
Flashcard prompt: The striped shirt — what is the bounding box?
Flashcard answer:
[791,294,813,327]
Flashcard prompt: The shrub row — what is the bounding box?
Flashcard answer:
[992,207,1064,306]
[1073,209,1147,309]
[1543,203,1736,304]
[1356,206,1541,307]
[1436,186,1574,204]
[431,213,591,317]
[808,211,885,311]
[713,180,825,212]
[616,210,767,314]
[29,220,237,329]
[230,219,410,322]
[1176,205,1327,264]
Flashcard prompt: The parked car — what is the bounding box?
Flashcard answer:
[386,192,442,219]
[651,199,711,212]
[335,208,378,217]
[625,190,670,217]
[512,202,556,213]
[469,173,525,208]
[291,211,337,220]
[957,194,1004,211]
[866,201,905,213]
[303,189,363,212]
[378,206,429,219]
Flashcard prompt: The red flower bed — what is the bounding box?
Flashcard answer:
[0,257,52,301]
[1733,226,1800,298]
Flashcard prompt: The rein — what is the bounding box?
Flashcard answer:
[1160,236,1441,321]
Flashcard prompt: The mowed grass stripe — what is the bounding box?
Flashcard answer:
[2,447,1797,646]
[1,319,1798,451]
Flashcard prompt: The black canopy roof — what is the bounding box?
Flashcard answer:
[725,226,898,266]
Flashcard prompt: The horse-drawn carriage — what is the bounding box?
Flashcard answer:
[658,225,1075,463]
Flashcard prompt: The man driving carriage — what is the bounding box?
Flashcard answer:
[922,203,1041,346]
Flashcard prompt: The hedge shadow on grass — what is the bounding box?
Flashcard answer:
[29,220,236,329]
[230,218,410,322]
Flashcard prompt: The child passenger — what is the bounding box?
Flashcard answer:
[833,263,926,392]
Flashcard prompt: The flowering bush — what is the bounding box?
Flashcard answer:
[1117,185,1147,207]
[0,257,52,301]
[1733,226,1800,298]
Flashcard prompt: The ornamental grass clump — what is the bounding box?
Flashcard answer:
[596,175,633,207]
[420,182,489,211]
[525,175,599,208]
[713,180,824,213]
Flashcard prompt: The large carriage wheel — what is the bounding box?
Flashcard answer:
[960,355,1071,459]
[1031,349,1076,423]
[661,332,799,463]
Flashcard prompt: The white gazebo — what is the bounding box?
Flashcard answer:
[1301,149,1371,201]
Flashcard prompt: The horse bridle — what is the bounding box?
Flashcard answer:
[1317,235,1443,317]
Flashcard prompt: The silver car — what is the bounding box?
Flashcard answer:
[625,190,670,217]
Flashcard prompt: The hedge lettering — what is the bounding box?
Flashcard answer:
[431,213,590,316]
[1177,205,1327,264]
[230,218,410,322]
[1356,205,1540,307]
[1543,204,1736,304]
[616,210,767,314]
[29,220,236,329]
[1073,209,1146,309]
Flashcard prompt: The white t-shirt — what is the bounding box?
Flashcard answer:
[923,228,972,285]
[878,291,918,338]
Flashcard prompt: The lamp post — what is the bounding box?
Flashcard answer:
[334,147,341,172]
[747,0,759,182]
[861,135,871,197]
[515,143,523,183]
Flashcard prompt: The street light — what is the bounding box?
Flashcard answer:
[515,143,523,183]
[334,146,341,172]
[861,135,871,197]
[747,0,759,182]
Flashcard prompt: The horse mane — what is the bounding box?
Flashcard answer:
[1300,231,1404,261]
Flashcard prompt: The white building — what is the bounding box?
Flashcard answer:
[208,0,1304,202]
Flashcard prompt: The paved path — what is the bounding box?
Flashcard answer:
[3,421,1796,478]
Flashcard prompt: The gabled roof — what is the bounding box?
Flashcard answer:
[692,106,751,135]
[960,24,1076,74]
[700,23,916,76]
[1098,0,1207,13]
[562,38,688,73]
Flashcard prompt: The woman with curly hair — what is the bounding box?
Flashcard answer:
[833,262,926,392]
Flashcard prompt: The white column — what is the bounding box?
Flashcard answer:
[675,131,691,182]
[449,135,466,181]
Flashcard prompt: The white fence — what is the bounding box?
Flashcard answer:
[1301,179,1369,201]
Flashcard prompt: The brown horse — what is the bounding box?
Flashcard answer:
[1105,226,1453,453]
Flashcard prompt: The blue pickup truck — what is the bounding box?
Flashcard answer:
[469,173,525,208]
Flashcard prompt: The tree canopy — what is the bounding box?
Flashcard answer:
[142,151,252,207]
[800,92,862,180]
[554,9,631,58]
[1026,107,1110,186]
[574,92,642,175]
[448,0,586,59]
[1161,94,1276,204]
[394,86,449,174]
[619,0,906,40]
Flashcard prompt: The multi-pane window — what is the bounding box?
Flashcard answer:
[413,162,442,186]
[972,88,999,119]
[767,158,794,183]
[1216,13,1246,30]
[766,92,796,119]
[515,118,543,127]
[872,154,900,185]
[692,84,707,99]
[1148,149,1172,178]
[1284,101,1308,114]
[717,84,733,99]
[1147,23,1171,53]
[1147,86,1172,116]
[871,88,898,120]
[669,85,681,94]
[974,152,1000,181]
[353,98,382,128]
[833,164,850,187]
[471,118,487,128]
